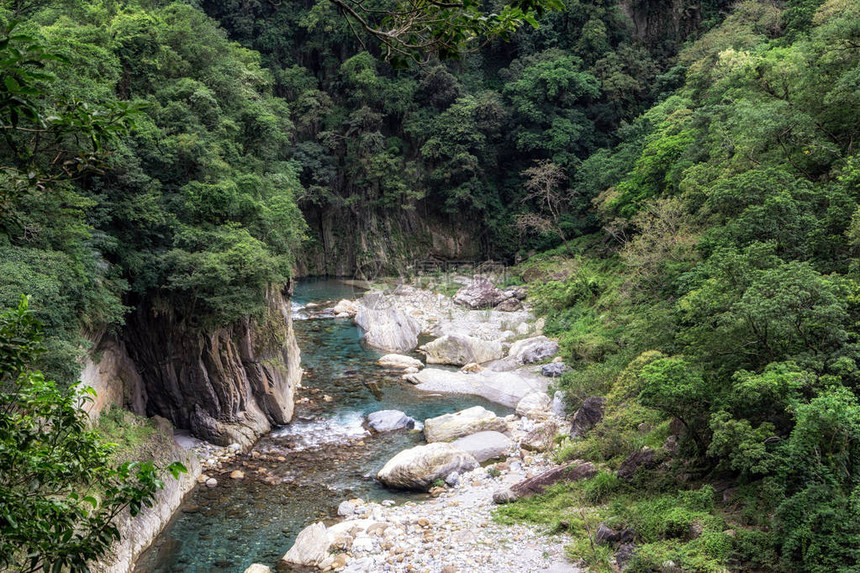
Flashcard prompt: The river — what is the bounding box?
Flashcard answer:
[135,279,511,572]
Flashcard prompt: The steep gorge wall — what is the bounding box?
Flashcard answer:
[122,285,302,448]
[618,0,708,53]
[297,204,482,277]
[80,285,301,572]
[90,418,201,573]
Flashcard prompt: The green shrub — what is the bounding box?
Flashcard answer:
[97,407,157,462]
[583,470,624,504]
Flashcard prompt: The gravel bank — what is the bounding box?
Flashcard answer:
[316,452,582,573]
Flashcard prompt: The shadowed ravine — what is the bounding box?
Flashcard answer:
[135,280,510,572]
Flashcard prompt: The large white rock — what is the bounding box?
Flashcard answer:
[377,443,478,491]
[516,392,552,418]
[420,334,504,366]
[354,295,422,353]
[451,431,514,462]
[377,354,424,369]
[366,410,416,432]
[281,522,330,567]
[508,336,559,364]
[326,518,377,539]
[423,406,508,443]
[406,368,549,408]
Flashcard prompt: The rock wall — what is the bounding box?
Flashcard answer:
[122,285,302,448]
[296,204,481,278]
[80,285,301,573]
[80,335,148,421]
[618,0,704,53]
[91,418,202,573]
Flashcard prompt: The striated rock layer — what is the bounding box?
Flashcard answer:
[123,285,301,448]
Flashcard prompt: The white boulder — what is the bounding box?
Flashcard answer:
[407,368,549,408]
[333,299,357,315]
[423,406,507,443]
[280,522,329,567]
[366,410,416,432]
[508,336,559,364]
[354,294,422,353]
[377,443,478,491]
[377,354,424,369]
[451,431,514,462]
[420,334,504,366]
[516,392,552,418]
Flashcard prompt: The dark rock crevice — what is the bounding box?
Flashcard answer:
[122,286,301,448]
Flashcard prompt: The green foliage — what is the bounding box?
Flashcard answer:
[0,298,186,572]
[97,407,156,461]
[511,3,860,571]
[582,470,624,504]
[1,1,308,337]
[503,51,600,165]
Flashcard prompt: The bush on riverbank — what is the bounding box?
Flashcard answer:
[0,297,185,572]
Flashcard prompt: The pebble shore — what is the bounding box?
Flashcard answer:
[318,451,582,573]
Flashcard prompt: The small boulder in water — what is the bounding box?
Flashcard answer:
[354,299,421,353]
[333,299,357,315]
[243,565,271,573]
[337,500,356,516]
[366,410,416,432]
[378,354,424,369]
[229,470,245,480]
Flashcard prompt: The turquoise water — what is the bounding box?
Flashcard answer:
[136,280,509,572]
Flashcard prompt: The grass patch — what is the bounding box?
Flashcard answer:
[494,471,753,573]
[97,407,159,462]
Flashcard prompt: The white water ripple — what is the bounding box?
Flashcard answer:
[269,410,370,451]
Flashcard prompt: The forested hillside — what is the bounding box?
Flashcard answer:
[199,0,721,272]
[1,0,858,570]
[0,1,306,383]
[497,0,860,570]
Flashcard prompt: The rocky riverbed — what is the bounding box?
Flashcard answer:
[141,277,579,572]
[282,452,583,573]
[260,278,582,573]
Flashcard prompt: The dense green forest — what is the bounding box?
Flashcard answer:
[0,0,858,570]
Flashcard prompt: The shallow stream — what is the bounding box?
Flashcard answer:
[135,279,510,572]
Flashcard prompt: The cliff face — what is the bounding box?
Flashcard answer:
[80,335,148,421]
[618,0,704,53]
[122,285,301,448]
[296,204,481,277]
